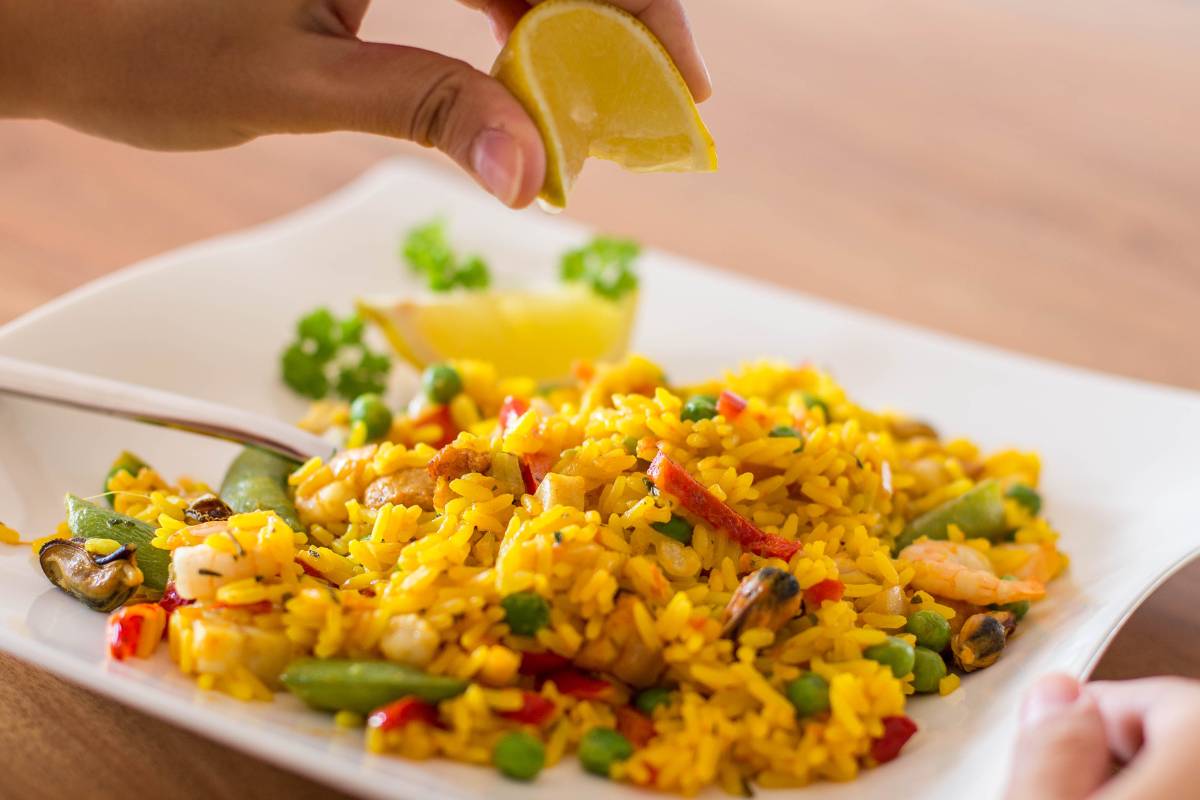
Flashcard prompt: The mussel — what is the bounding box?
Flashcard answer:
[722,567,803,639]
[39,537,143,612]
[184,493,233,524]
[951,611,1015,672]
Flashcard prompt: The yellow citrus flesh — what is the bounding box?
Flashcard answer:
[357,289,638,380]
[493,0,717,209]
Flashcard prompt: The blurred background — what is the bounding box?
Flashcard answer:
[1,0,1198,796]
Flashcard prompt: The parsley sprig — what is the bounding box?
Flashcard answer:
[560,236,640,300]
[402,219,491,292]
[280,308,391,400]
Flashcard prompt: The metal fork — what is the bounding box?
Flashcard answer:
[0,355,333,462]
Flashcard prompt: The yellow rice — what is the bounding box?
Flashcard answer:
[46,355,1065,794]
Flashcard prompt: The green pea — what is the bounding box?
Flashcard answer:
[578,728,634,777]
[802,392,830,420]
[864,636,916,678]
[785,672,830,717]
[634,687,671,716]
[349,393,393,441]
[911,646,948,693]
[501,591,550,636]
[651,514,693,544]
[905,610,952,652]
[493,731,545,781]
[680,394,718,423]
[998,599,1031,620]
[422,364,463,404]
[768,425,805,452]
[1005,483,1043,515]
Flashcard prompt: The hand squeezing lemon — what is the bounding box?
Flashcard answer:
[493,0,717,209]
[357,2,715,380]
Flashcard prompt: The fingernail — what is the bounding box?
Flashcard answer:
[1022,675,1081,726]
[471,128,522,206]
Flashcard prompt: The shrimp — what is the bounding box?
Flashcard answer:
[899,540,1045,606]
[992,542,1064,584]
[172,522,282,601]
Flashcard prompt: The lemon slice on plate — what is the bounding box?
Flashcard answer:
[357,289,638,380]
[493,0,717,209]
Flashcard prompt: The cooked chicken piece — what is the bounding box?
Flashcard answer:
[363,468,436,510]
[427,446,492,482]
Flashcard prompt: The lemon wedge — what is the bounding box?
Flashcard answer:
[357,289,638,380]
[493,0,717,209]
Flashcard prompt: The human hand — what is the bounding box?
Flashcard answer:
[0,0,710,208]
[1004,674,1200,800]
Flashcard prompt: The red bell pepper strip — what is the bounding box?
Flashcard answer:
[519,651,571,676]
[871,715,918,764]
[544,669,613,700]
[647,452,802,561]
[498,396,530,435]
[499,691,557,726]
[615,706,656,748]
[107,612,143,661]
[368,697,440,732]
[804,578,845,607]
[415,405,458,449]
[716,390,747,419]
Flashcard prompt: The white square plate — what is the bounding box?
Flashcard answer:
[1,160,1197,800]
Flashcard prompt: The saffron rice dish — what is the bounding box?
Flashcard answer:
[22,356,1065,795]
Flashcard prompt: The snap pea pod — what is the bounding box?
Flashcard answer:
[103,451,148,508]
[65,494,168,590]
[219,447,302,531]
[893,479,1007,554]
[281,658,468,714]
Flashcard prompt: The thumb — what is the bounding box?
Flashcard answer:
[1003,674,1112,800]
[281,38,546,208]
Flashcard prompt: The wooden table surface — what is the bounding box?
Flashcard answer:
[2,1,1198,797]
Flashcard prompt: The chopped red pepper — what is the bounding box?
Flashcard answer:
[158,582,194,617]
[615,706,656,748]
[519,651,571,676]
[368,697,440,732]
[498,395,530,435]
[804,578,845,607]
[107,612,144,661]
[871,715,918,764]
[716,390,747,419]
[499,691,557,726]
[415,405,458,448]
[544,669,613,700]
[517,458,539,495]
[525,452,556,486]
[647,452,802,561]
[157,582,194,639]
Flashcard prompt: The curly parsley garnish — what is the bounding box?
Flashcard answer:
[281,308,391,400]
[560,236,640,300]
[402,219,491,292]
